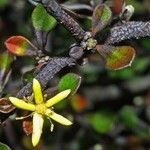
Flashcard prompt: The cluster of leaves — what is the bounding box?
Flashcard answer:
[4,3,136,71]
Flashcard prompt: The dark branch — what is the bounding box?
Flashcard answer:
[41,0,86,41]
[17,57,75,98]
[107,21,150,44]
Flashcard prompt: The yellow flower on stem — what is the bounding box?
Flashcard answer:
[9,78,72,147]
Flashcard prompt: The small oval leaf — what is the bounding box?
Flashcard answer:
[58,73,81,95]
[92,4,112,36]
[23,121,33,136]
[0,52,13,70]
[0,53,13,93]
[0,98,15,124]
[0,142,11,150]
[111,0,124,15]
[71,94,88,112]
[5,36,36,56]
[97,45,135,70]
[88,111,115,134]
[120,106,140,128]
[32,4,57,32]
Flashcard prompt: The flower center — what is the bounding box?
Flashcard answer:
[35,103,47,115]
[86,38,97,50]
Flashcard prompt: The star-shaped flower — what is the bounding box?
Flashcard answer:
[9,78,72,147]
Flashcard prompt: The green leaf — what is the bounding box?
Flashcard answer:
[0,52,13,70]
[0,0,8,8]
[0,142,11,150]
[58,73,81,95]
[120,107,150,138]
[140,38,150,49]
[97,45,136,70]
[0,53,13,94]
[120,106,140,128]
[22,70,34,84]
[92,4,112,36]
[32,4,57,32]
[134,58,149,72]
[135,128,150,138]
[88,111,115,134]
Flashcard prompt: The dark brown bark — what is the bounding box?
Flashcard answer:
[17,57,75,98]
[41,0,86,41]
[107,21,150,44]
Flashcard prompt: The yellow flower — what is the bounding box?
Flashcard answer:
[9,78,72,147]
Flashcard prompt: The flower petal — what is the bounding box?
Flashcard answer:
[46,110,72,126]
[9,97,35,111]
[33,78,43,104]
[46,89,71,107]
[32,113,44,147]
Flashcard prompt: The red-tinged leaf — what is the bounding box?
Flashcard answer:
[111,0,124,15]
[23,121,33,136]
[71,94,88,113]
[92,4,112,36]
[5,36,36,56]
[96,45,135,70]
[127,136,141,146]
[0,98,15,114]
[0,98,15,124]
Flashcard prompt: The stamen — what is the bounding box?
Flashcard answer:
[47,117,54,132]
